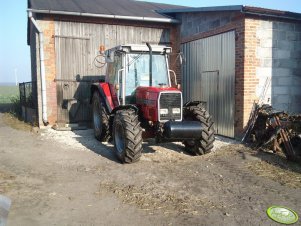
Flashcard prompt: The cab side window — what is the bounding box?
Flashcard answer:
[107,63,114,83]
[107,53,122,84]
[114,53,122,83]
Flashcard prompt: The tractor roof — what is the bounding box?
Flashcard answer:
[106,44,172,54]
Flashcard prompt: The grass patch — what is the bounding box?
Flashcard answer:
[0,86,19,104]
[0,85,22,116]
[0,85,37,130]
[2,113,33,131]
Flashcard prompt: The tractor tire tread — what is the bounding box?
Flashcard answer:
[183,106,215,155]
[113,109,143,163]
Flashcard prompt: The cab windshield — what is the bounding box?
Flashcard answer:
[125,53,169,96]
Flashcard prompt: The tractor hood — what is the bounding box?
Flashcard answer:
[135,86,180,97]
[135,86,182,122]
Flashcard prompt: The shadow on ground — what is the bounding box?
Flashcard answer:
[72,129,191,164]
[251,149,301,174]
[72,129,119,163]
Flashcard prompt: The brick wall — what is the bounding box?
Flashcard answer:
[238,17,301,135]
[180,11,240,40]
[255,20,273,105]
[240,18,261,134]
[233,18,246,137]
[36,18,57,125]
[255,20,301,113]
[169,25,181,84]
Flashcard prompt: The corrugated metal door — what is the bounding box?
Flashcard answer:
[181,31,235,137]
[55,36,92,124]
[200,71,219,132]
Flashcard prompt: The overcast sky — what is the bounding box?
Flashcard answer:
[0,0,300,83]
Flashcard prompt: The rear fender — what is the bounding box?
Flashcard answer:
[91,83,114,113]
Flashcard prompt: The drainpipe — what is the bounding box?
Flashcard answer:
[28,11,48,125]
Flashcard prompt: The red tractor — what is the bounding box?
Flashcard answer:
[91,43,215,163]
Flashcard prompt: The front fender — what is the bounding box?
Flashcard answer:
[184,101,207,108]
[111,105,139,115]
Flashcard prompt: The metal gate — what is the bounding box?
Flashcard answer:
[181,31,235,137]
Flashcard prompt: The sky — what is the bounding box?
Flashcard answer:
[0,1,300,84]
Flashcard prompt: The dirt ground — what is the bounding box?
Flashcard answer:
[0,113,300,226]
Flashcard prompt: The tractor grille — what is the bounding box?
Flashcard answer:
[159,92,182,121]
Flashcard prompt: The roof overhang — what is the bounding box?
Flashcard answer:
[243,6,301,21]
[27,8,180,23]
[158,5,301,21]
[158,5,243,14]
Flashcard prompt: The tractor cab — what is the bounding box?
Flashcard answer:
[104,44,177,106]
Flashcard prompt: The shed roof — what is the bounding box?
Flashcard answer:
[28,0,186,20]
[158,5,301,21]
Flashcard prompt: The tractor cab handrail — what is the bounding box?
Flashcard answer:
[169,70,177,86]
[117,68,125,105]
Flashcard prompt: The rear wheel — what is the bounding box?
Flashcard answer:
[113,109,143,163]
[183,105,215,155]
[92,92,110,142]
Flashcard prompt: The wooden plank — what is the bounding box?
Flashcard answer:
[54,35,90,40]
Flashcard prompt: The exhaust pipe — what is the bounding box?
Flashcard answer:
[146,43,152,87]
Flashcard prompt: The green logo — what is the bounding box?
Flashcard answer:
[267,206,299,224]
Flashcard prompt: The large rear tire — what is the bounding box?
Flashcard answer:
[113,109,143,163]
[183,105,215,155]
[92,92,110,142]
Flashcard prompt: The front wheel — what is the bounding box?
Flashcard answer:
[183,105,215,155]
[113,109,143,163]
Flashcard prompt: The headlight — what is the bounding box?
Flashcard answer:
[160,108,168,115]
[172,108,181,114]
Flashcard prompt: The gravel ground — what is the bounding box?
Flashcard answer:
[41,128,238,162]
[1,114,300,225]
